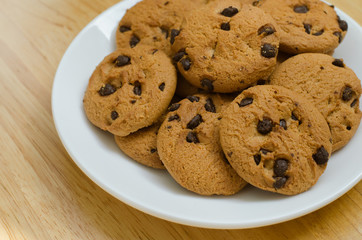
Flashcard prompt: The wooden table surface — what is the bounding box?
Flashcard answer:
[1,0,361,239]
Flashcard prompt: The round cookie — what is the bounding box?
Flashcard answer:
[114,118,165,169]
[172,0,280,93]
[270,53,362,151]
[116,0,208,57]
[253,0,348,54]
[157,94,247,195]
[220,85,332,195]
[83,46,177,136]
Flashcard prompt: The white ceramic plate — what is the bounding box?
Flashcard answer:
[52,0,362,229]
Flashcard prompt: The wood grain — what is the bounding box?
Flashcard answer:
[0,0,361,239]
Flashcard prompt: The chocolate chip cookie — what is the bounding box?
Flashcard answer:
[253,0,348,54]
[172,0,280,93]
[116,0,208,57]
[270,53,362,151]
[114,120,165,169]
[157,94,247,195]
[220,85,332,195]
[83,46,177,136]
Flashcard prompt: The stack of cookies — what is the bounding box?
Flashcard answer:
[83,0,361,196]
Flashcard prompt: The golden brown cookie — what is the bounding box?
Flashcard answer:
[83,46,177,136]
[172,0,280,93]
[157,94,247,195]
[253,0,348,54]
[270,53,362,151]
[220,85,332,195]
[116,0,208,57]
[115,121,165,169]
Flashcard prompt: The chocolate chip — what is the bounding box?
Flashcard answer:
[164,1,169,5]
[130,100,136,104]
[304,23,311,34]
[330,4,334,8]
[186,131,199,143]
[169,103,181,112]
[252,1,260,6]
[119,25,131,33]
[221,6,239,17]
[294,5,309,13]
[168,114,180,122]
[221,22,230,31]
[279,119,287,130]
[313,29,324,36]
[187,114,203,129]
[273,177,287,189]
[201,78,214,91]
[338,19,348,31]
[333,31,342,43]
[129,35,140,48]
[261,44,277,58]
[159,83,165,91]
[274,159,288,177]
[180,57,191,71]
[150,148,157,153]
[238,98,253,107]
[351,99,358,107]
[186,95,200,102]
[258,25,275,36]
[342,86,354,101]
[347,126,351,131]
[312,146,329,165]
[205,98,216,113]
[133,81,141,96]
[170,29,180,44]
[254,154,261,165]
[173,51,185,62]
[332,59,344,67]
[257,117,273,135]
[161,27,169,38]
[111,111,119,120]
[115,55,131,67]
[98,84,116,96]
